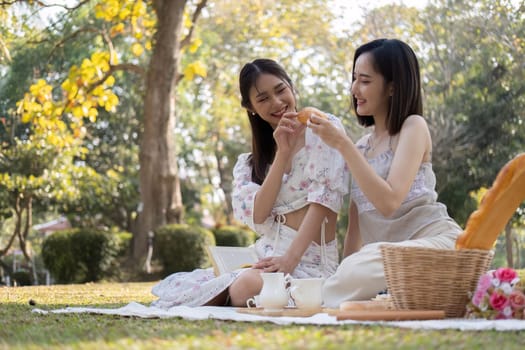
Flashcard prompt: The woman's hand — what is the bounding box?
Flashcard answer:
[273,112,305,154]
[308,114,349,151]
[253,255,298,275]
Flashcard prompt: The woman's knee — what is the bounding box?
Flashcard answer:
[229,270,262,307]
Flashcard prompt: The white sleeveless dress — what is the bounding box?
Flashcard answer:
[322,136,462,307]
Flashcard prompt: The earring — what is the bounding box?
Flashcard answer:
[250,112,256,116]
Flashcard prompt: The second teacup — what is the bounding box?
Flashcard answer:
[290,278,323,310]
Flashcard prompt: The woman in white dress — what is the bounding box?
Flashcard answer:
[150,58,349,308]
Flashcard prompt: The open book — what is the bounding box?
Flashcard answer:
[206,245,258,276]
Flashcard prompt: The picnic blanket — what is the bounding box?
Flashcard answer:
[32,302,525,331]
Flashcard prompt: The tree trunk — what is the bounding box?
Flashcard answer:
[513,235,520,269]
[134,0,187,262]
[18,196,37,284]
[505,222,513,268]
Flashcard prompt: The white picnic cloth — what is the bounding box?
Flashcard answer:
[32,302,525,331]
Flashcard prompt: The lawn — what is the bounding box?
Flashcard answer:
[1,282,524,349]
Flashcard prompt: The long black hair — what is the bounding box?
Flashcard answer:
[239,58,295,184]
[352,38,423,135]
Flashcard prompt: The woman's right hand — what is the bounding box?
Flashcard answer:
[253,255,298,275]
[273,112,305,154]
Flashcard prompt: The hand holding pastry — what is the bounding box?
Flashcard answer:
[296,107,328,125]
[302,107,348,151]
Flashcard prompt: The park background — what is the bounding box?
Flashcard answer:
[0,0,524,286]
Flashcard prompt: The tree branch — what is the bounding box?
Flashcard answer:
[46,22,145,93]
[180,0,208,49]
[0,195,20,257]
[84,63,146,95]
[0,36,11,62]
[0,227,18,257]
[46,25,101,60]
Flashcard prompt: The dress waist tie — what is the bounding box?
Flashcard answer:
[274,214,329,277]
[320,217,328,277]
[273,214,286,253]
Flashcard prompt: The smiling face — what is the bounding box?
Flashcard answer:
[351,52,392,122]
[248,73,296,129]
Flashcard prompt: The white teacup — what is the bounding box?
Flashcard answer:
[246,295,261,308]
[290,278,324,310]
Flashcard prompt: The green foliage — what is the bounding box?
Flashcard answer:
[0,2,142,236]
[492,228,525,269]
[438,182,479,226]
[415,0,525,224]
[114,230,133,257]
[154,224,215,276]
[41,230,76,283]
[0,138,82,206]
[212,225,256,247]
[42,228,129,283]
[72,229,115,282]
[0,188,12,222]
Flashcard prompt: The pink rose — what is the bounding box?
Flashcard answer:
[494,267,518,283]
[472,289,486,307]
[489,292,509,311]
[509,290,525,309]
[477,273,493,294]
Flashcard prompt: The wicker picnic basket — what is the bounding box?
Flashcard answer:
[380,245,494,318]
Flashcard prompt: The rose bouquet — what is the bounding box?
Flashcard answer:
[465,267,525,319]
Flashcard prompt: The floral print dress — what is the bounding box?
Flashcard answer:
[150,115,349,308]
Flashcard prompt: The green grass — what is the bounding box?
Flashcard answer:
[1,282,524,349]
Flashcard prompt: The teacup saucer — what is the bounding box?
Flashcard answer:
[263,308,284,313]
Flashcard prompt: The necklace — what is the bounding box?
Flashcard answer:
[366,131,390,155]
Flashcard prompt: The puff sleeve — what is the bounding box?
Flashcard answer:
[231,153,260,231]
[304,115,350,213]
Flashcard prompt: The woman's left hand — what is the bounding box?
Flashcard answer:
[254,255,297,275]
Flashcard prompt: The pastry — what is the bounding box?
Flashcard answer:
[296,107,328,125]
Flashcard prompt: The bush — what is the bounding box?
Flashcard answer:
[154,224,215,276]
[42,228,128,283]
[11,270,31,286]
[41,230,77,283]
[117,231,133,256]
[212,225,256,247]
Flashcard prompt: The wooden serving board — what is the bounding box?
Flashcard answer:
[236,305,445,321]
[236,307,326,317]
[333,309,445,321]
[339,300,394,311]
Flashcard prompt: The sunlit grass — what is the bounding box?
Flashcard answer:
[1,282,524,349]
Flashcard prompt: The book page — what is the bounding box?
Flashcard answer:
[206,246,258,276]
